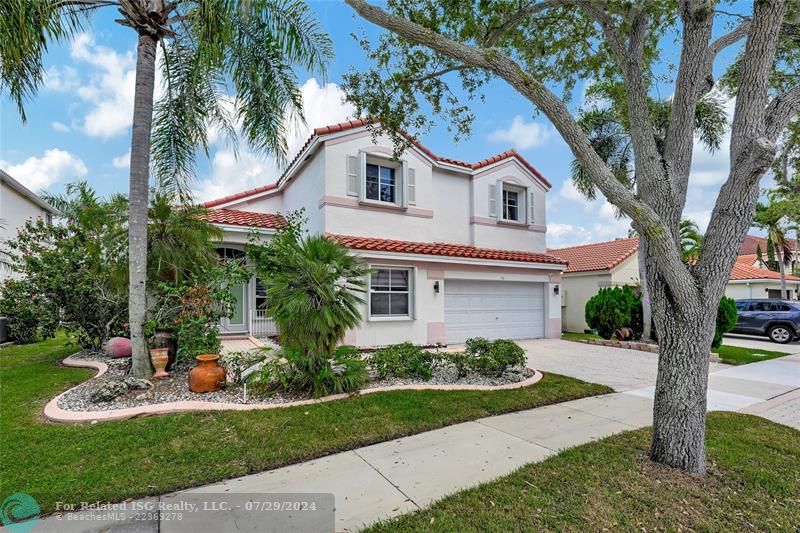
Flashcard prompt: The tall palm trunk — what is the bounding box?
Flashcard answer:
[128,32,158,377]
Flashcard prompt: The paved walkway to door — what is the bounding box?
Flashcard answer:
[20,342,800,533]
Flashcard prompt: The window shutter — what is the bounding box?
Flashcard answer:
[357,152,367,201]
[495,179,503,219]
[346,155,359,197]
[488,184,497,217]
[407,167,416,205]
[528,189,535,224]
[400,160,408,208]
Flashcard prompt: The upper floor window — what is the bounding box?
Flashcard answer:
[366,163,396,203]
[502,189,519,221]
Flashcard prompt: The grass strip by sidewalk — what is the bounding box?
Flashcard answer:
[0,336,611,514]
[562,331,790,365]
[367,412,800,532]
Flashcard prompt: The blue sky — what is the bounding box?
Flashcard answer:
[0,1,763,247]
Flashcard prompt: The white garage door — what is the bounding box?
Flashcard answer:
[444,280,545,344]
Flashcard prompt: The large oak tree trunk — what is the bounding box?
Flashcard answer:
[648,271,716,474]
[128,32,158,378]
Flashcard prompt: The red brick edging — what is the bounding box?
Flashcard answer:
[44,355,544,423]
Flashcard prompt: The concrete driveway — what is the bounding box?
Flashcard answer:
[723,333,800,354]
[519,338,729,392]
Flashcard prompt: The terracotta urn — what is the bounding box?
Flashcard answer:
[103,337,132,359]
[151,330,177,370]
[150,347,170,378]
[188,354,226,393]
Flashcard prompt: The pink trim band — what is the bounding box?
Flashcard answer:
[470,216,546,233]
[319,196,434,218]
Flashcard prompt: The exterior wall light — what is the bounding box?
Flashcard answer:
[433,281,440,294]
[553,285,560,295]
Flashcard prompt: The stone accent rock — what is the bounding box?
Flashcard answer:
[90,381,128,403]
[122,377,152,391]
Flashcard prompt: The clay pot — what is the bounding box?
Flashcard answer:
[103,337,132,359]
[151,330,177,371]
[150,347,170,379]
[615,327,633,341]
[188,354,226,393]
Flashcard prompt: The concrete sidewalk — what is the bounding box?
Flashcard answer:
[20,351,800,533]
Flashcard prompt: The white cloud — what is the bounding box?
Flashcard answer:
[688,97,735,188]
[193,78,355,202]
[69,33,137,139]
[112,151,131,169]
[51,121,70,133]
[0,149,88,191]
[488,116,552,150]
[43,66,79,92]
[547,223,594,248]
[558,179,585,203]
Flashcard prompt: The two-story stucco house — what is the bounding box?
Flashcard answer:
[202,119,566,347]
[1,169,59,283]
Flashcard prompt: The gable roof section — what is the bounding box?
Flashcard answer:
[739,234,798,255]
[201,208,283,229]
[549,237,639,273]
[330,234,567,266]
[731,255,800,282]
[202,118,551,208]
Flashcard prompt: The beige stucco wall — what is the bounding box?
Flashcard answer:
[1,180,53,283]
[725,281,800,300]
[560,271,612,333]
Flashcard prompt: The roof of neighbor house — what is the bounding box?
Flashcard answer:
[731,254,800,282]
[203,118,551,208]
[548,237,639,273]
[739,234,798,255]
[0,169,59,214]
[330,235,567,266]
[550,237,800,282]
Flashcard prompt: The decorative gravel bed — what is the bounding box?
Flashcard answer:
[57,351,535,413]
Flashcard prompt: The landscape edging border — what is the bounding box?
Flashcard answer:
[44,355,544,423]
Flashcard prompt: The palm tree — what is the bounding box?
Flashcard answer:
[2,1,332,376]
[572,89,726,340]
[754,202,791,299]
[257,234,371,356]
[679,219,704,264]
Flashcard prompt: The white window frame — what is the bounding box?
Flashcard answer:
[367,265,415,321]
[499,182,526,223]
[359,152,407,209]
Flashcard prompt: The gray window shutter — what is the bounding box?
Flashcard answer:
[346,155,359,197]
[400,160,408,207]
[407,167,416,205]
[357,152,367,201]
[488,183,497,217]
[495,179,503,219]
[528,190,535,224]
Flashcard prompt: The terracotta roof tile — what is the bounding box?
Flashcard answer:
[549,238,639,273]
[202,119,551,207]
[731,255,800,281]
[201,208,284,229]
[739,234,798,255]
[330,234,567,266]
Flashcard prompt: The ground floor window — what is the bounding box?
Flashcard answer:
[255,278,268,312]
[370,267,411,318]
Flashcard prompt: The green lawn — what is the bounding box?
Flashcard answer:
[0,336,611,514]
[563,331,790,366]
[714,344,789,365]
[367,412,800,532]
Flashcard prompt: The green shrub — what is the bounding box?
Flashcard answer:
[585,285,643,339]
[0,279,58,344]
[463,337,526,376]
[220,349,270,384]
[713,297,738,348]
[250,345,366,397]
[370,343,434,380]
[436,351,470,378]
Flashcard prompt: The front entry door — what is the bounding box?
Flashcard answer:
[217,247,248,334]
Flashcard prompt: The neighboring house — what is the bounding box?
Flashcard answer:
[550,237,800,333]
[547,238,640,333]
[0,169,59,283]
[202,119,566,346]
[739,234,799,276]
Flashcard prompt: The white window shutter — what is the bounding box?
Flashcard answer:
[407,167,416,205]
[488,184,497,217]
[346,155,359,197]
[400,160,408,208]
[528,190,535,224]
[357,152,367,201]
[495,179,503,219]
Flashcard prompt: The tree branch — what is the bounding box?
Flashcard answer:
[764,83,800,142]
[345,0,700,307]
[709,20,751,55]
[483,0,571,46]
[403,64,470,84]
